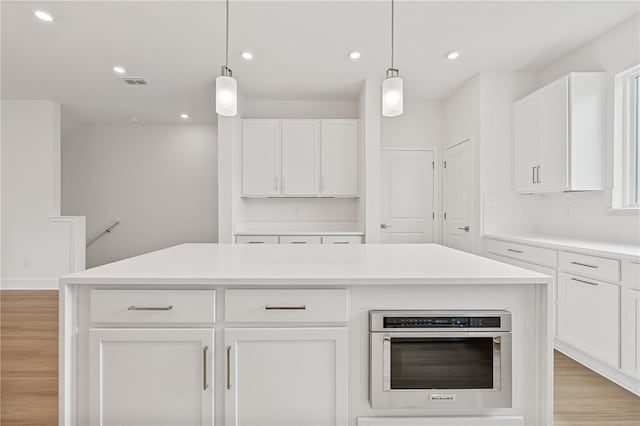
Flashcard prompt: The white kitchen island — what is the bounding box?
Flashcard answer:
[59,243,553,426]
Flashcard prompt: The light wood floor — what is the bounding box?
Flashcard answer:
[1,291,639,425]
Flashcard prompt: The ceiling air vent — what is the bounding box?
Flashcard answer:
[120,77,148,85]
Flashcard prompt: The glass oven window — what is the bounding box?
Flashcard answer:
[390,337,495,389]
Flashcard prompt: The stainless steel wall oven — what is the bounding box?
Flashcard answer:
[370,310,512,409]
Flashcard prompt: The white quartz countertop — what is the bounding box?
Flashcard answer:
[484,233,640,261]
[61,243,551,286]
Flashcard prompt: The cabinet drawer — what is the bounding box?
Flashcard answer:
[559,251,620,282]
[236,236,279,244]
[225,289,348,323]
[485,238,557,268]
[279,236,322,244]
[90,290,216,324]
[322,236,363,244]
[622,261,640,290]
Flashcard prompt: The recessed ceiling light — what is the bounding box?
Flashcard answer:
[113,66,126,74]
[180,113,189,119]
[241,51,254,60]
[445,50,460,60]
[34,10,54,22]
[349,51,361,60]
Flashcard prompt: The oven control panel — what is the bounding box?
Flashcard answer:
[383,316,501,328]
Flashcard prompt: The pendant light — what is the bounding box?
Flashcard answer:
[382,0,403,117]
[216,0,237,116]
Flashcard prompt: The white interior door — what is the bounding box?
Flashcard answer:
[380,150,434,243]
[89,328,214,426]
[443,140,472,252]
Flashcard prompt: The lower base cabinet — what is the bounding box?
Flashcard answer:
[89,329,214,426]
[557,272,620,367]
[622,288,640,377]
[224,327,348,426]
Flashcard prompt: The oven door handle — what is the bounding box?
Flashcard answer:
[493,336,502,391]
[383,336,391,391]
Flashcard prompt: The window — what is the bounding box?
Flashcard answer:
[613,64,640,210]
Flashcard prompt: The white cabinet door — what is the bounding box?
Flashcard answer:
[281,120,319,196]
[225,327,348,426]
[557,273,620,367]
[538,77,569,192]
[621,288,640,378]
[513,96,539,193]
[89,328,214,426]
[321,120,359,197]
[242,120,281,196]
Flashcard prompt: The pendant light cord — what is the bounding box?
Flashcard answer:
[391,0,394,69]
[225,0,230,68]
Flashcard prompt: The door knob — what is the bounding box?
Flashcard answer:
[457,226,470,232]
[380,223,391,229]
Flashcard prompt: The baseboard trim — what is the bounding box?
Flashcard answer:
[1,278,59,290]
[555,338,640,396]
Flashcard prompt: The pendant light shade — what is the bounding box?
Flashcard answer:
[216,0,238,117]
[382,70,403,117]
[216,69,237,116]
[382,0,403,117]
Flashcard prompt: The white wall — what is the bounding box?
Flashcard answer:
[62,123,217,267]
[242,100,358,119]
[382,101,443,150]
[526,15,640,245]
[1,100,85,289]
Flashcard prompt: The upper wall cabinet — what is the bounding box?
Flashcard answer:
[321,120,359,197]
[513,72,604,194]
[242,119,359,197]
[281,120,319,196]
[242,120,281,197]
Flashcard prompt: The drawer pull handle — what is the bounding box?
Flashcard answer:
[264,305,307,310]
[507,248,524,254]
[128,305,173,311]
[571,277,599,286]
[203,346,209,390]
[248,241,264,244]
[290,241,307,244]
[570,261,598,269]
[334,241,350,244]
[226,346,232,390]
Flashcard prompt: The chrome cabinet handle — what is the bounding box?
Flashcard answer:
[532,166,536,184]
[571,277,599,286]
[247,241,264,244]
[507,248,524,254]
[264,305,307,310]
[128,305,173,311]
[570,261,598,269]
[289,241,307,244]
[203,346,209,390]
[226,346,231,390]
[457,226,470,232]
[333,241,350,244]
[536,166,541,183]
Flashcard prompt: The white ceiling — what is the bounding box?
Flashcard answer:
[2,1,638,124]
